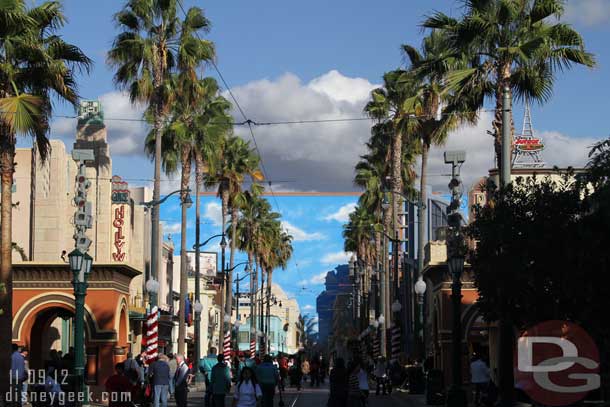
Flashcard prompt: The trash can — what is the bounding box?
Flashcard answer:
[425,369,445,405]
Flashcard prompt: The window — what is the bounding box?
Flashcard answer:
[238,332,249,343]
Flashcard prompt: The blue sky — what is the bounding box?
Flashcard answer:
[28,0,610,317]
[159,194,359,318]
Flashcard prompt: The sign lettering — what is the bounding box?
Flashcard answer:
[112,205,126,262]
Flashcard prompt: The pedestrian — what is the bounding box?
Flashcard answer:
[347,360,362,407]
[174,354,191,407]
[310,357,320,387]
[19,347,29,403]
[301,358,310,382]
[278,354,288,391]
[199,347,219,407]
[255,355,279,407]
[328,358,348,407]
[10,344,27,407]
[211,355,232,407]
[357,362,369,407]
[149,354,171,407]
[374,357,388,396]
[232,367,262,407]
[168,353,177,398]
[105,363,133,407]
[470,354,490,406]
[44,366,64,407]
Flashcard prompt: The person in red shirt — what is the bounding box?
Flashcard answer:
[278,355,288,391]
[105,363,133,407]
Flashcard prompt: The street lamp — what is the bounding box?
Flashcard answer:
[68,248,92,400]
[141,187,192,307]
[414,277,427,356]
[391,300,402,313]
[444,150,467,407]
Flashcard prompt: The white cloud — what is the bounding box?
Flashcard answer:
[321,251,352,265]
[160,221,181,234]
[203,202,223,227]
[228,71,378,191]
[281,221,325,241]
[302,304,315,311]
[565,0,610,27]
[324,202,357,223]
[424,111,594,192]
[51,91,148,156]
[297,271,328,286]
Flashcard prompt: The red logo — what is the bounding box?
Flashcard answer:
[515,320,600,406]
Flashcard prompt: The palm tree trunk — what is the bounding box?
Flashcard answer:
[493,65,515,169]
[266,268,273,353]
[0,132,15,396]
[227,206,238,319]
[177,146,192,355]
[220,187,229,339]
[418,143,429,278]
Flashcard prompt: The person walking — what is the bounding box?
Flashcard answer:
[167,354,177,398]
[357,362,369,407]
[255,355,279,407]
[200,347,219,407]
[301,358,310,383]
[232,367,262,407]
[149,354,171,407]
[10,344,27,407]
[211,355,232,407]
[347,361,362,407]
[328,358,348,407]
[470,354,490,406]
[105,363,133,407]
[373,357,388,396]
[310,357,320,387]
[174,354,191,407]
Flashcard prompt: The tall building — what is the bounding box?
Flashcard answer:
[10,100,172,397]
[316,265,351,344]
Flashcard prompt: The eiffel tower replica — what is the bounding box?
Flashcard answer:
[513,99,545,168]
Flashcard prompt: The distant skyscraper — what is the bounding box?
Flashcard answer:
[316,265,351,344]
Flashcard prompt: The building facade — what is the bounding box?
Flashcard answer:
[10,100,172,396]
[316,265,351,345]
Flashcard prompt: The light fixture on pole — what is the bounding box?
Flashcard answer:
[68,248,92,399]
[414,277,427,357]
[391,300,402,313]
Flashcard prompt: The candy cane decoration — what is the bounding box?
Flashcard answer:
[250,336,256,355]
[146,306,159,363]
[223,331,231,362]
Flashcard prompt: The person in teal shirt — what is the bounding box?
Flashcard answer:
[256,355,279,407]
[244,351,257,369]
[210,355,232,407]
[199,347,218,407]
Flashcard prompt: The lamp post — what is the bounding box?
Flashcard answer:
[68,249,93,401]
[193,299,204,381]
[230,263,251,350]
[142,188,193,308]
[414,277,427,358]
[444,150,467,407]
[193,233,227,359]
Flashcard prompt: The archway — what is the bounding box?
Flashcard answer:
[28,307,91,372]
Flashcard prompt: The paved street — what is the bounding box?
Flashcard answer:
[170,382,428,407]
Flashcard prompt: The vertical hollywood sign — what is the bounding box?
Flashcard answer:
[113,205,126,261]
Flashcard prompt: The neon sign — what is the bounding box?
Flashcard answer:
[112,205,126,262]
[515,136,544,152]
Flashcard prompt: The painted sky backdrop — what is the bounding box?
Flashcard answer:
[159,194,359,321]
[19,1,610,319]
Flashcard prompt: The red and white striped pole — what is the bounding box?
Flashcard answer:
[146,306,159,363]
[223,331,231,362]
[250,336,256,355]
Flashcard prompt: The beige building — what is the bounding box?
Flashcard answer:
[10,100,175,360]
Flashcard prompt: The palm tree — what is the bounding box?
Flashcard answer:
[423,0,595,165]
[401,31,476,282]
[0,0,92,389]
[205,135,263,331]
[108,0,214,311]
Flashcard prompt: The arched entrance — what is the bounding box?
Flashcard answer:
[29,307,78,371]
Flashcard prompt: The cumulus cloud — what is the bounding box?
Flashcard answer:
[564,0,610,27]
[324,202,357,223]
[228,71,378,192]
[302,304,315,311]
[297,271,328,286]
[51,91,147,156]
[321,251,352,265]
[281,221,325,241]
[425,111,594,192]
[203,202,223,226]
